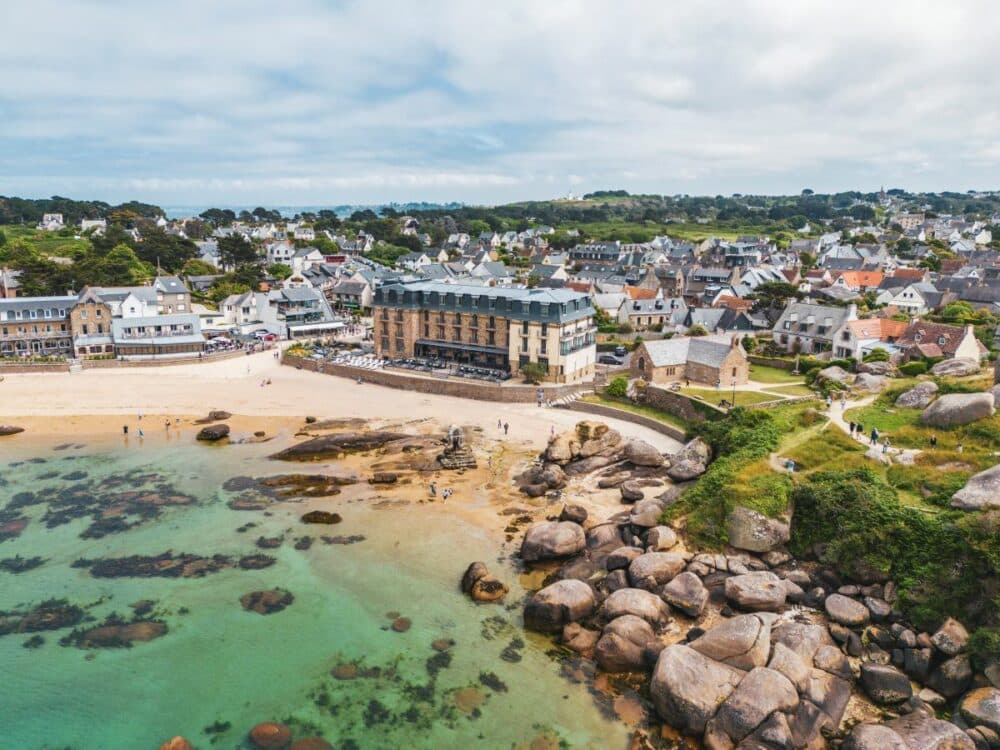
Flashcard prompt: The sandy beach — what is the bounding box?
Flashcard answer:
[0,350,680,453]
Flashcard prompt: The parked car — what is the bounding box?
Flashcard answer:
[598,354,623,365]
[614,345,627,357]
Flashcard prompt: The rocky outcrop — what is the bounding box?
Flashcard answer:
[519,463,567,496]
[196,424,230,441]
[895,381,939,408]
[651,645,745,735]
[622,439,665,468]
[854,373,887,392]
[240,589,294,615]
[951,464,1000,510]
[249,722,293,750]
[271,431,408,460]
[705,666,799,746]
[600,587,671,626]
[666,437,712,481]
[0,425,25,436]
[960,687,1000,734]
[930,357,981,377]
[726,506,790,552]
[460,561,508,603]
[520,521,585,561]
[724,571,787,611]
[594,614,658,672]
[300,510,342,525]
[846,711,975,750]
[689,614,771,670]
[627,551,685,591]
[859,361,896,376]
[660,571,708,617]
[921,392,995,427]
[817,365,851,384]
[931,617,969,656]
[524,580,596,633]
[825,593,870,627]
[860,663,912,705]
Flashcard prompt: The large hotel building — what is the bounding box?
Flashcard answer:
[372,281,596,383]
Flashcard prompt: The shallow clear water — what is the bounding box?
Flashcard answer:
[0,434,630,750]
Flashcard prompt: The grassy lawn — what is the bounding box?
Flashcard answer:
[762,384,815,397]
[1,224,90,258]
[581,394,690,434]
[748,364,806,384]
[843,402,922,435]
[681,387,775,407]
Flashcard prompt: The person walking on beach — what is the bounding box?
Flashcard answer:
[123,425,128,435]
[429,481,436,498]
[497,419,502,430]
[137,427,144,438]
[503,422,509,436]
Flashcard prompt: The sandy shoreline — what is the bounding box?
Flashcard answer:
[0,349,680,453]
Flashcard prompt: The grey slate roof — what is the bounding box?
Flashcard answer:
[642,335,737,369]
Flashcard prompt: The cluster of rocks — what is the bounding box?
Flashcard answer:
[817,366,888,393]
[460,562,509,603]
[196,424,230,441]
[518,505,998,749]
[159,721,334,750]
[518,421,710,498]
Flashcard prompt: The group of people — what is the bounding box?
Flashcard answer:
[497,419,509,436]
[847,421,892,454]
[428,482,453,500]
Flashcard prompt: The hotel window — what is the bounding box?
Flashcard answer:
[423,324,429,337]
[80,310,88,320]
[380,337,389,350]
[95,309,101,317]
[522,321,529,334]
[488,316,495,328]
[541,322,547,336]
[540,339,547,354]
[488,332,495,345]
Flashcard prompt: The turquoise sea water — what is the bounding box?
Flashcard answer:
[0,432,631,750]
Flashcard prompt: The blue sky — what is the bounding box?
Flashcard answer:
[1,0,998,207]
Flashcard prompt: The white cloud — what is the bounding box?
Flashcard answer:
[0,0,998,204]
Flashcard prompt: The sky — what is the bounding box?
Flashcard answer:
[1,0,999,208]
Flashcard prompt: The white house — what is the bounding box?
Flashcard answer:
[80,219,107,234]
[874,282,945,315]
[293,226,316,241]
[37,213,65,231]
[266,241,296,265]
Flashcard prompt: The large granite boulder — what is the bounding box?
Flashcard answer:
[248,722,293,750]
[841,724,911,750]
[661,572,709,617]
[578,428,622,458]
[726,506,790,553]
[951,464,1000,510]
[629,499,666,528]
[859,360,896,376]
[627,552,685,591]
[860,663,913,705]
[600,587,671,626]
[650,645,745,735]
[818,365,851,384]
[927,654,974,698]
[689,614,771,671]
[931,357,981,377]
[645,525,678,551]
[0,425,25,436]
[895,381,939,408]
[666,437,712,481]
[594,614,658,672]
[921,393,995,427]
[196,424,230,441]
[883,710,976,749]
[825,593,870,627]
[545,431,580,464]
[854,373,888,392]
[622,439,665,467]
[960,687,1000,733]
[724,571,787,611]
[520,521,585,561]
[705,667,799,746]
[932,617,969,656]
[524,580,596,633]
[767,642,811,693]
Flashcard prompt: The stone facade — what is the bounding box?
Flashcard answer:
[0,296,75,358]
[70,298,114,356]
[372,282,597,383]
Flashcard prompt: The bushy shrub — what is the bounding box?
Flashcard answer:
[605,376,628,399]
[898,361,928,376]
[863,348,890,363]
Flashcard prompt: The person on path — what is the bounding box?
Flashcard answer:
[848,421,855,435]
[840,396,847,410]
[929,434,937,448]
[882,436,890,454]
[429,482,436,498]
[123,425,128,435]
[503,422,509,436]
[856,423,863,439]
[870,428,879,446]
[826,395,832,409]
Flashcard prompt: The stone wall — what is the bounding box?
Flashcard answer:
[562,399,687,442]
[283,354,588,403]
[636,384,723,423]
[80,350,247,369]
[0,361,70,373]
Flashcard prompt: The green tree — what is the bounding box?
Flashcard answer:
[520,362,548,384]
[0,228,6,247]
[606,376,629,398]
[747,281,803,314]
[217,235,257,269]
[96,244,152,285]
[180,258,219,277]
[207,280,252,304]
[268,263,293,279]
[687,324,709,336]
